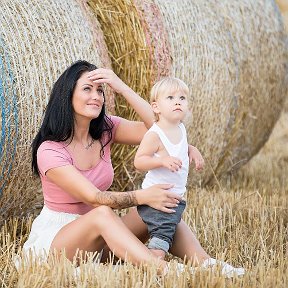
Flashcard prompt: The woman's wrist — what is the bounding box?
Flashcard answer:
[133,189,143,206]
[118,83,134,98]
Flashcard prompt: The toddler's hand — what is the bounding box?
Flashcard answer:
[188,145,204,171]
[161,156,182,172]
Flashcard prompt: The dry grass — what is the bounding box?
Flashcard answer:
[1,110,287,287]
[0,184,287,287]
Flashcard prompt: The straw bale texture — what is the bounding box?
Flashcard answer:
[86,0,156,190]
[151,0,238,185]
[151,0,287,185]
[133,0,172,79]
[0,0,112,220]
[91,0,287,188]
[203,0,287,182]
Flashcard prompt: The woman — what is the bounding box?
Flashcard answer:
[24,60,244,276]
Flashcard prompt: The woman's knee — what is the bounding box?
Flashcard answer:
[89,205,117,228]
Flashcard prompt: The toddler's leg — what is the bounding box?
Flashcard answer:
[147,236,169,259]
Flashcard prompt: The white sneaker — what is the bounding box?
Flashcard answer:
[201,258,245,278]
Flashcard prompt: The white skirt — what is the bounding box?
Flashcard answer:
[23,205,80,259]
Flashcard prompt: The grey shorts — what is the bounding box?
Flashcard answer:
[137,199,186,252]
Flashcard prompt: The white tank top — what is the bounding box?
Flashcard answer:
[141,123,189,196]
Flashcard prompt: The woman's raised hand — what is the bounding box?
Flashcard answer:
[88,68,154,130]
[136,184,182,213]
[87,68,129,94]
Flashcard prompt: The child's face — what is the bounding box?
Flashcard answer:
[152,89,189,123]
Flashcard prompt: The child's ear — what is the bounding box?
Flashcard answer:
[151,102,160,114]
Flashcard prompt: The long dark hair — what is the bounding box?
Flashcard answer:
[32,60,113,176]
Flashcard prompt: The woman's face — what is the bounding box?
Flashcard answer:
[72,72,105,121]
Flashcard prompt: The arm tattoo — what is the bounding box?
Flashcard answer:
[95,191,138,209]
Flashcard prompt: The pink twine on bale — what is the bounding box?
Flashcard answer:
[134,0,172,81]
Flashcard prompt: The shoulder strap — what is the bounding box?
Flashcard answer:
[179,123,187,138]
[147,124,176,155]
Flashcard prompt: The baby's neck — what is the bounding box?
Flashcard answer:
[156,118,181,131]
[155,119,183,144]
[156,121,181,132]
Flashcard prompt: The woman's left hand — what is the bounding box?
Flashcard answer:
[188,145,204,171]
[87,68,129,94]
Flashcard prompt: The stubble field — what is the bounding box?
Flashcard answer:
[0,112,287,288]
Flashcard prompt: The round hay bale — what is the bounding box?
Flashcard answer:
[0,0,112,220]
[92,0,287,188]
[204,0,287,182]
[0,39,18,197]
[141,0,287,185]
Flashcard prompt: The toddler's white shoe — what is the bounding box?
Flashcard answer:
[201,258,245,278]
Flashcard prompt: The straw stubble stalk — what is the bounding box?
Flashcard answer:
[0,0,112,220]
[1,186,287,287]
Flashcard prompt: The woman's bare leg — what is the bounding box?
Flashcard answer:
[169,220,245,276]
[117,210,168,260]
[107,208,209,264]
[170,219,210,265]
[91,208,209,266]
[50,206,165,268]
[119,209,209,265]
[101,207,149,262]
[120,207,149,242]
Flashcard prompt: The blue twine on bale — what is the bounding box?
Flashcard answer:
[0,38,18,197]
